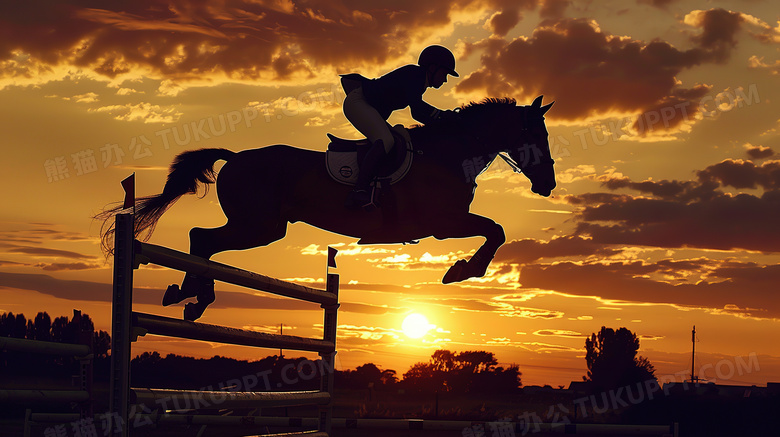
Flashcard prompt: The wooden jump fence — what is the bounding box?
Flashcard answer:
[0,333,94,437]
[110,212,339,437]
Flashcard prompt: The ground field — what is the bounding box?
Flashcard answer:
[1,383,777,436]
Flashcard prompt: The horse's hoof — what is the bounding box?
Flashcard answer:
[184,302,207,321]
[442,259,468,284]
[162,284,182,306]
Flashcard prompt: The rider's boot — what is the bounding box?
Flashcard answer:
[345,139,386,209]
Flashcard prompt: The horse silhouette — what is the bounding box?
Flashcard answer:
[99,96,555,320]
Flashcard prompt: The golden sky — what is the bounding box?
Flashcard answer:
[1,0,779,388]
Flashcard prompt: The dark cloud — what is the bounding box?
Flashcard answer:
[687,8,744,63]
[745,145,775,160]
[637,0,677,9]
[572,193,780,252]
[0,260,28,267]
[455,10,745,127]
[697,159,780,190]
[486,8,524,37]
[632,86,711,135]
[35,262,103,271]
[533,329,585,338]
[600,176,696,199]
[0,272,398,315]
[8,246,98,260]
[598,175,720,202]
[0,227,91,246]
[519,260,780,318]
[339,302,407,315]
[0,271,122,303]
[539,0,569,20]
[0,0,541,82]
[407,298,500,312]
[569,160,780,253]
[494,235,621,265]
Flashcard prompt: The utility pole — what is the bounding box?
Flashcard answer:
[690,325,697,383]
[280,323,284,358]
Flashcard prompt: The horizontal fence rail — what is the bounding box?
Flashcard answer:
[121,416,675,436]
[133,312,335,353]
[0,330,94,432]
[0,337,91,357]
[132,388,331,409]
[0,389,90,404]
[134,240,337,305]
[329,419,675,434]
[136,414,321,428]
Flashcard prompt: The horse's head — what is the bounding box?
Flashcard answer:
[501,96,556,197]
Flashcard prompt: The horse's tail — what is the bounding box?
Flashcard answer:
[96,148,235,255]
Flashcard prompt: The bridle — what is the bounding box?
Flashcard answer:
[499,108,554,175]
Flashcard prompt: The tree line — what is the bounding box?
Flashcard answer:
[1,310,656,396]
[0,310,111,379]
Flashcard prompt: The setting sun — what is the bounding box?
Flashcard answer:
[402,313,433,339]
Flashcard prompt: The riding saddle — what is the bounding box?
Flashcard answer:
[325,125,414,186]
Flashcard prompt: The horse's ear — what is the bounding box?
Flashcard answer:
[531,95,543,108]
[540,101,554,115]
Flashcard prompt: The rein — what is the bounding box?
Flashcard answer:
[418,100,553,181]
[499,152,523,173]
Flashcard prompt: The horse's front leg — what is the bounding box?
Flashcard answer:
[432,213,506,284]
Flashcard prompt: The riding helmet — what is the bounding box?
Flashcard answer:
[418,45,459,77]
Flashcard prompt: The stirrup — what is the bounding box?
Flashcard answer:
[345,189,371,209]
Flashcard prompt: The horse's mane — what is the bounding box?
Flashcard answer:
[409,97,519,132]
[403,98,521,159]
[458,97,518,116]
[408,97,520,140]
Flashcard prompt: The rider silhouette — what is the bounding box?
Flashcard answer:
[341,45,460,209]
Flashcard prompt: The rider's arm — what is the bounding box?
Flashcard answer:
[410,100,460,124]
[409,99,441,124]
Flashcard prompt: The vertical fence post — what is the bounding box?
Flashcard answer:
[109,213,134,437]
[76,309,95,419]
[79,353,93,419]
[319,272,340,435]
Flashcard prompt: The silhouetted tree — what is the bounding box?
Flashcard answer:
[13,313,26,338]
[380,369,398,386]
[1,310,110,379]
[94,330,111,359]
[34,312,52,341]
[51,315,69,343]
[455,351,497,373]
[403,350,521,393]
[336,363,398,390]
[431,349,456,372]
[26,319,35,339]
[584,326,656,393]
[352,363,381,387]
[402,361,440,392]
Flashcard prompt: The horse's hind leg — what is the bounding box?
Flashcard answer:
[164,219,288,321]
